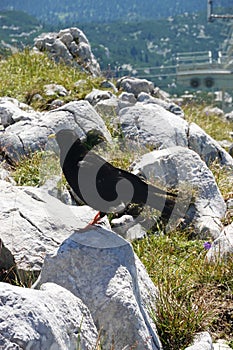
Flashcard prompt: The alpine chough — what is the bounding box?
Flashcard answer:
[53,129,177,225]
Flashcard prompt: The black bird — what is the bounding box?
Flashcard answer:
[53,129,177,225]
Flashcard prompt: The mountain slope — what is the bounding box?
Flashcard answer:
[80,12,230,70]
[0,0,231,24]
[0,10,42,54]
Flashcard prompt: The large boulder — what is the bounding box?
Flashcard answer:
[0,100,111,163]
[119,103,188,149]
[188,122,233,166]
[132,146,226,238]
[0,282,98,350]
[34,226,162,350]
[0,180,98,272]
[34,27,101,76]
[118,103,233,167]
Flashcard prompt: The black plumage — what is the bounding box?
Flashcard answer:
[54,129,177,224]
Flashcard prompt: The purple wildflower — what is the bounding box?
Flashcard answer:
[203,241,212,250]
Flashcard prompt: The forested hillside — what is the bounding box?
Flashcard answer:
[0,10,42,55]
[79,12,230,70]
[0,7,231,82]
[0,0,230,24]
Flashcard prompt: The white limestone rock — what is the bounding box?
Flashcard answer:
[116,77,154,97]
[0,180,98,271]
[137,92,184,117]
[34,226,162,350]
[119,103,188,149]
[188,122,233,167]
[44,84,68,97]
[0,100,111,163]
[85,88,114,105]
[184,332,213,350]
[207,222,233,259]
[0,282,98,350]
[132,146,226,238]
[34,27,100,76]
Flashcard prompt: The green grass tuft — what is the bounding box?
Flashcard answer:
[133,231,233,349]
[0,49,103,110]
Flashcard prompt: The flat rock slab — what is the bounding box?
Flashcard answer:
[0,180,97,271]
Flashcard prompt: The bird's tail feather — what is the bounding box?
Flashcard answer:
[146,185,177,222]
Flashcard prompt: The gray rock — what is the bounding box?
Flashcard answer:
[184,331,213,350]
[117,77,154,97]
[111,215,147,240]
[69,27,89,44]
[95,96,120,117]
[40,175,75,205]
[51,100,112,141]
[119,103,188,149]
[152,87,171,100]
[229,143,233,157]
[100,80,118,92]
[119,91,137,108]
[34,226,162,350]
[207,222,233,259]
[0,180,98,271]
[118,103,233,167]
[44,84,68,97]
[0,100,111,163]
[48,99,65,110]
[213,339,233,350]
[0,164,15,184]
[46,38,74,62]
[0,98,38,127]
[132,146,226,238]
[0,282,98,350]
[188,122,233,166]
[225,110,233,122]
[34,27,100,76]
[203,106,225,118]
[137,92,184,117]
[85,88,113,105]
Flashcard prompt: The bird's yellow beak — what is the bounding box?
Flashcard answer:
[48,133,56,139]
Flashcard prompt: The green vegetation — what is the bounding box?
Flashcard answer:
[184,103,233,142]
[0,49,103,109]
[133,231,233,349]
[0,10,42,54]
[0,8,231,83]
[80,12,228,70]
[1,49,232,349]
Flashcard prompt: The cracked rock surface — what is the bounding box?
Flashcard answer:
[0,180,98,271]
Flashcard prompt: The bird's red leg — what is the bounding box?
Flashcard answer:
[89,211,102,225]
[82,211,102,230]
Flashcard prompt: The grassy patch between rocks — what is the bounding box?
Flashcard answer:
[133,230,233,350]
[183,103,233,143]
[0,49,103,110]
